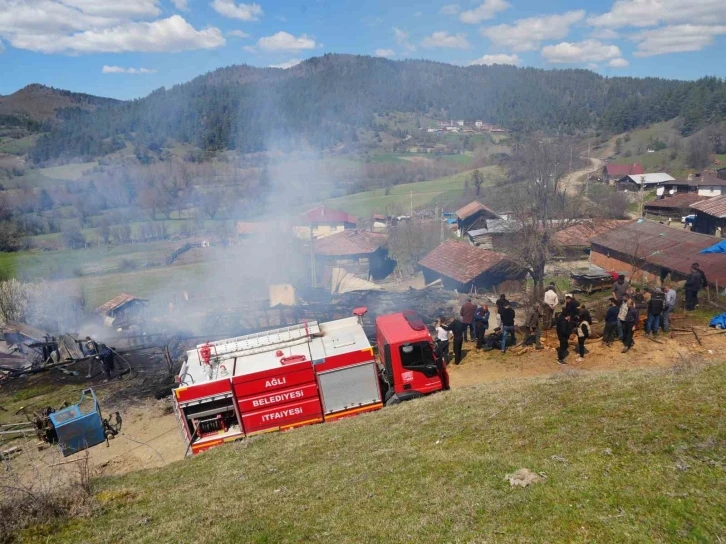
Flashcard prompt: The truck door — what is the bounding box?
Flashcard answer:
[394,341,446,396]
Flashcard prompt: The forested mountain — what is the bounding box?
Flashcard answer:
[26,55,726,162]
[0,84,118,124]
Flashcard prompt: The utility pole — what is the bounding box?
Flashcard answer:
[437,200,444,243]
[309,224,316,288]
[639,175,646,218]
[410,190,413,218]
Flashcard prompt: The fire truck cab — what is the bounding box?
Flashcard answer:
[376,310,449,405]
[173,310,447,455]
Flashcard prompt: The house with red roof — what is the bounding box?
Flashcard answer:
[293,205,357,240]
[602,163,644,184]
[313,230,393,285]
[419,240,525,292]
[455,200,501,237]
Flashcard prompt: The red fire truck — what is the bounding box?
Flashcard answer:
[173,309,448,455]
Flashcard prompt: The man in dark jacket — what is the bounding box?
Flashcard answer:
[563,294,580,322]
[602,298,619,346]
[460,298,477,342]
[612,274,629,302]
[495,294,508,328]
[444,318,467,365]
[524,302,543,349]
[622,299,639,352]
[556,312,572,365]
[645,290,664,336]
[685,263,708,310]
[499,301,516,353]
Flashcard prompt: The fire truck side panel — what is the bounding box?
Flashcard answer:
[317,361,382,416]
[313,347,375,373]
[231,362,315,398]
[237,382,320,413]
[241,397,323,435]
[174,379,232,403]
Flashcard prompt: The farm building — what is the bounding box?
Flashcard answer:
[293,206,357,240]
[691,195,726,237]
[602,163,644,184]
[455,201,501,237]
[96,294,148,327]
[552,220,629,259]
[662,173,726,197]
[644,193,708,219]
[589,220,726,287]
[419,240,525,293]
[312,230,393,286]
[466,220,521,250]
[617,173,675,191]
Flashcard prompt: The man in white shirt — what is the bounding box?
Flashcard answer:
[543,284,559,330]
[617,294,630,340]
[662,285,676,332]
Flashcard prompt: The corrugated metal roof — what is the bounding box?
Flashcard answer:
[418,240,513,284]
[667,173,726,188]
[96,293,147,314]
[691,195,726,218]
[553,220,629,247]
[590,220,726,285]
[313,230,387,256]
[626,173,675,185]
[605,163,644,176]
[644,193,708,210]
[455,201,499,221]
[467,219,521,236]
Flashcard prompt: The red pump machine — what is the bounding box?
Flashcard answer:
[174,310,448,455]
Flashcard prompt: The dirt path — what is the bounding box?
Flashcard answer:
[448,328,726,389]
[562,156,604,195]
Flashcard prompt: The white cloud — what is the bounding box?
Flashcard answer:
[211,0,262,21]
[541,39,621,64]
[460,0,510,24]
[590,28,620,39]
[257,31,316,51]
[608,57,630,67]
[589,0,726,28]
[468,53,520,65]
[0,2,225,54]
[269,58,302,69]
[375,48,395,57]
[440,4,460,15]
[228,29,250,38]
[170,0,189,11]
[102,65,157,73]
[242,44,256,52]
[421,31,470,49]
[481,10,585,51]
[9,15,225,53]
[633,24,726,56]
[393,27,416,53]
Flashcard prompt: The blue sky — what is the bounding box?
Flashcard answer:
[1,0,725,100]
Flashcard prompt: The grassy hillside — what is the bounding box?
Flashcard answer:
[325,166,503,217]
[24,361,726,543]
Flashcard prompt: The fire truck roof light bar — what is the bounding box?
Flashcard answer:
[199,322,321,357]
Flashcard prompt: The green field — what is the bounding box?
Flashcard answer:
[38,162,97,180]
[18,360,726,543]
[325,166,503,217]
[0,134,38,155]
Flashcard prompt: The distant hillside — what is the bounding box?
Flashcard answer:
[0,84,117,123]
[25,55,726,162]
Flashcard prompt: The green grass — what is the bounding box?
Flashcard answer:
[325,166,503,217]
[38,162,97,181]
[25,360,726,543]
[0,134,38,155]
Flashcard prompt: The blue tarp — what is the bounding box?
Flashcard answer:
[700,240,726,254]
[710,313,726,328]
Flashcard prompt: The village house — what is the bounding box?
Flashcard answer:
[601,163,644,184]
[643,193,708,220]
[691,195,726,237]
[96,294,148,327]
[312,230,392,287]
[589,220,726,287]
[617,173,675,191]
[662,172,726,197]
[418,240,525,293]
[293,205,357,240]
[455,201,501,237]
[465,219,521,250]
[552,220,629,260]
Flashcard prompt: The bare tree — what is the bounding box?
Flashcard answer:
[503,138,586,299]
[387,221,442,276]
[471,169,484,196]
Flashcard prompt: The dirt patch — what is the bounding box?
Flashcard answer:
[448,328,726,389]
